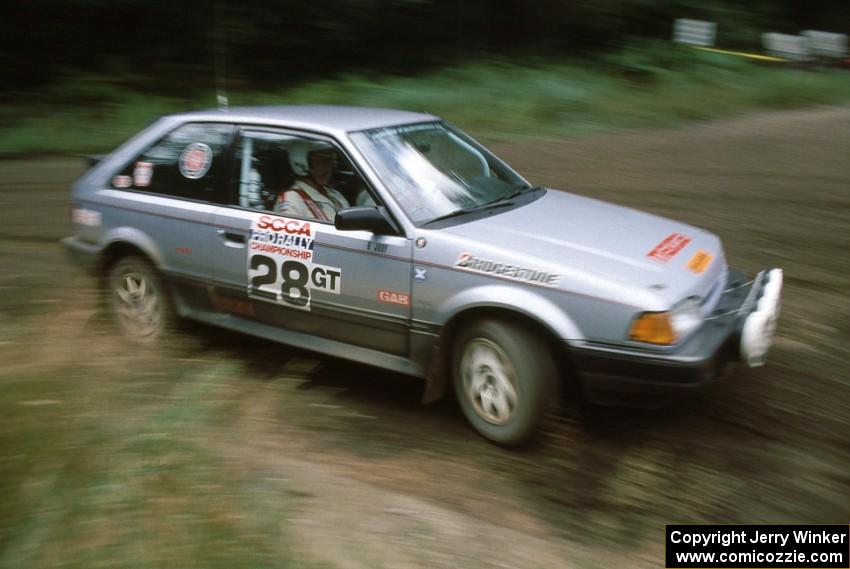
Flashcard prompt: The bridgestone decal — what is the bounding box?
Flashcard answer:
[454,253,560,287]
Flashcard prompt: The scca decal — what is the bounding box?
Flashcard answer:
[377,289,410,306]
[256,215,312,236]
[247,213,340,310]
[250,215,315,262]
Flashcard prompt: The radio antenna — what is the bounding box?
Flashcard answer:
[214,0,229,109]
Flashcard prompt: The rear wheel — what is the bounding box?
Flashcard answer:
[452,319,557,446]
[106,256,173,344]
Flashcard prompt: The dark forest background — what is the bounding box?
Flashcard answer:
[2,0,849,96]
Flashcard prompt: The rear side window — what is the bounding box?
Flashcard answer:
[111,122,234,203]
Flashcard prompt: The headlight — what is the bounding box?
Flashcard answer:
[629,297,703,345]
[670,297,703,339]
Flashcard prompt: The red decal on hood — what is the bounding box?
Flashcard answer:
[647,233,691,262]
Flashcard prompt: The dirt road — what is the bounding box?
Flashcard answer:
[1,107,848,568]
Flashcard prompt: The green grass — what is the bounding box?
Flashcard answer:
[0,328,305,569]
[1,45,850,156]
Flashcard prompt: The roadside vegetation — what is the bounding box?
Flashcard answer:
[2,45,849,156]
[0,311,300,568]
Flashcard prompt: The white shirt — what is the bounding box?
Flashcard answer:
[276,179,349,222]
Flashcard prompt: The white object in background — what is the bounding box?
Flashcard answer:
[673,19,717,47]
[801,30,848,59]
[762,33,812,61]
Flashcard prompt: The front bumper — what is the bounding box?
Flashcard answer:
[572,267,783,407]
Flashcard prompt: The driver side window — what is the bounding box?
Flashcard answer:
[231,130,376,222]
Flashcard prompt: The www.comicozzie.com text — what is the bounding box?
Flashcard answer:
[670,528,848,548]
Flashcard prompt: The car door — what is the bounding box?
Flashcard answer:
[98,122,234,306]
[210,127,413,356]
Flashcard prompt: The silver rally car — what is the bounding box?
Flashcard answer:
[63,105,783,445]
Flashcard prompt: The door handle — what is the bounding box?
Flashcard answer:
[217,229,246,246]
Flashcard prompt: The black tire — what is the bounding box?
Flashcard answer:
[452,319,557,446]
[105,255,175,344]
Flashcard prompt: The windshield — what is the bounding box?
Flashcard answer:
[350,122,531,224]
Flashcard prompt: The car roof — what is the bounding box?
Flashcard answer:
[171,105,438,135]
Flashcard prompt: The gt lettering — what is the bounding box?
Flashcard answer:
[311,267,341,291]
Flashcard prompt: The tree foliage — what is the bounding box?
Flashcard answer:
[2,0,848,94]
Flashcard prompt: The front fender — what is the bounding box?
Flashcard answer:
[438,284,584,341]
[420,284,583,404]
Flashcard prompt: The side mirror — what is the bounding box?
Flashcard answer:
[334,206,398,235]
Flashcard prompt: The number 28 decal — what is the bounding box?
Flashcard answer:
[249,254,341,309]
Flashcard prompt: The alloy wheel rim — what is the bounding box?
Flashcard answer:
[113,270,162,340]
[461,338,518,425]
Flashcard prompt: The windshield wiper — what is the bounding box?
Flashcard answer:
[480,184,539,206]
[424,200,515,225]
[511,184,540,196]
[423,186,540,226]
[493,187,528,202]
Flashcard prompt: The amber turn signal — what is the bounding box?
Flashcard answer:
[629,312,677,345]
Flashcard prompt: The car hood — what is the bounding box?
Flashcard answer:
[439,189,727,310]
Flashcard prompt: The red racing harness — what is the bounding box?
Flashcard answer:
[278,186,343,221]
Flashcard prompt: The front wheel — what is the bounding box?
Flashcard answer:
[452,319,557,446]
[106,256,174,344]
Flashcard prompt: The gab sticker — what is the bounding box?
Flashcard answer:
[377,289,410,306]
[178,143,212,179]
